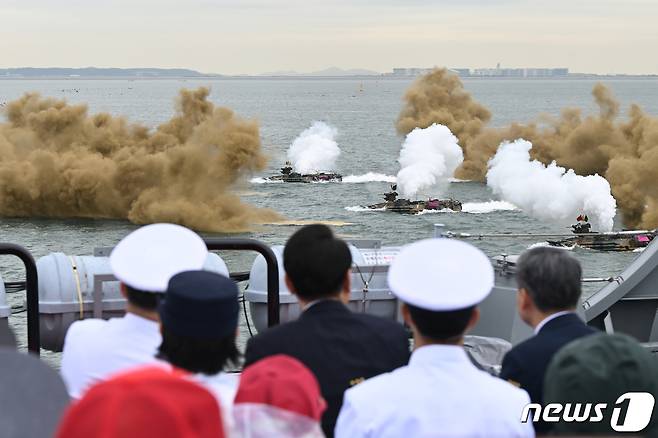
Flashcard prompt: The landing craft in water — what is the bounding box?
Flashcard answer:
[266,161,342,183]
[445,215,657,252]
[547,218,656,252]
[366,184,462,214]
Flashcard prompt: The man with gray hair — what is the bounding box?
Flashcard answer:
[500,246,596,434]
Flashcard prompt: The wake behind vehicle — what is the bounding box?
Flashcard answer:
[266,162,342,183]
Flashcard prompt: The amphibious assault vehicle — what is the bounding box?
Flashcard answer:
[266,162,342,183]
[366,185,462,214]
[547,228,656,252]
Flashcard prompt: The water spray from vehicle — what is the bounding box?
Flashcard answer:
[287,121,340,173]
[396,123,464,198]
[486,139,617,231]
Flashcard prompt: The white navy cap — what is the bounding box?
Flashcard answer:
[387,238,494,311]
[110,223,208,293]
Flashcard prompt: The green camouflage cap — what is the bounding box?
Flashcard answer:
[544,333,658,436]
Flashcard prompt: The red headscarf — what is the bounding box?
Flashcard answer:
[233,355,326,438]
[56,366,224,438]
[235,355,326,420]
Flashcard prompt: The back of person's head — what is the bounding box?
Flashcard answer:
[110,223,208,311]
[406,305,476,342]
[283,224,352,301]
[234,355,326,438]
[388,238,494,343]
[55,367,224,438]
[158,270,240,374]
[0,348,69,438]
[123,285,162,310]
[544,333,658,436]
[516,247,582,312]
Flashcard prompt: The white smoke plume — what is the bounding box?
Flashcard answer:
[486,139,617,231]
[396,123,464,198]
[342,173,397,183]
[287,121,340,173]
[462,201,518,214]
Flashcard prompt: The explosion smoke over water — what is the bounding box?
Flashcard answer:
[396,124,463,198]
[487,139,617,231]
[287,121,340,173]
[0,87,280,232]
[397,68,658,229]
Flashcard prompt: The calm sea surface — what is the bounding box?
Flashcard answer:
[1,77,657,361]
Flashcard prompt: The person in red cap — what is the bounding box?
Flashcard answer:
[233,354,326,438]
[55,366,225,438]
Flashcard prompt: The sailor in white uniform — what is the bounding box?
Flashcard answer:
[335,238,534,438]
[60,223,208,399]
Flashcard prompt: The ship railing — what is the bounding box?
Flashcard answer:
[0,244,39,354]
[0,238,280,357]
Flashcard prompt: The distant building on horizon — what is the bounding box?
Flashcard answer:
[391,67,434,76]
[389,66,569,78]
[472,67,568,77]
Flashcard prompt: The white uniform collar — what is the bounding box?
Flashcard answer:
[534,310,575,334]
[302,299,323,311]
[123,312,160,330]
[409,344,471,367]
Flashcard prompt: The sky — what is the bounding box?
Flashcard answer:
[1,0,657,75]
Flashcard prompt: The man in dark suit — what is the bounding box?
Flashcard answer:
[244,224,410,437]
[500,246,596,434]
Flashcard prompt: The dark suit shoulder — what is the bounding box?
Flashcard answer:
[244,311,408,367]
[541,313,594,333]
[499,347,523,381]
[352,312,407,333]
[503,317,594,364]
[248,318,302,342]
[506,333,543,357]
[500,315,596,402]
[338,312,408,351]
[244,319,304,366]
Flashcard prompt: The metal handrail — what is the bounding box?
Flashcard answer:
[204,238,280,327]
[443,229,657,239]
[0,239,279,356]
[0,244,39,355]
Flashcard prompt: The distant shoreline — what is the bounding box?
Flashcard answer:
[2,67,657,80]
[1,75,657,80]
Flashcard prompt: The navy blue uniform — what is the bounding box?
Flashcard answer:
[244,300,410,437]
[500,313,596,433]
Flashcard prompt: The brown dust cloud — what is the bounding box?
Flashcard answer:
[0,87,281,232]
[397,69,658,230]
